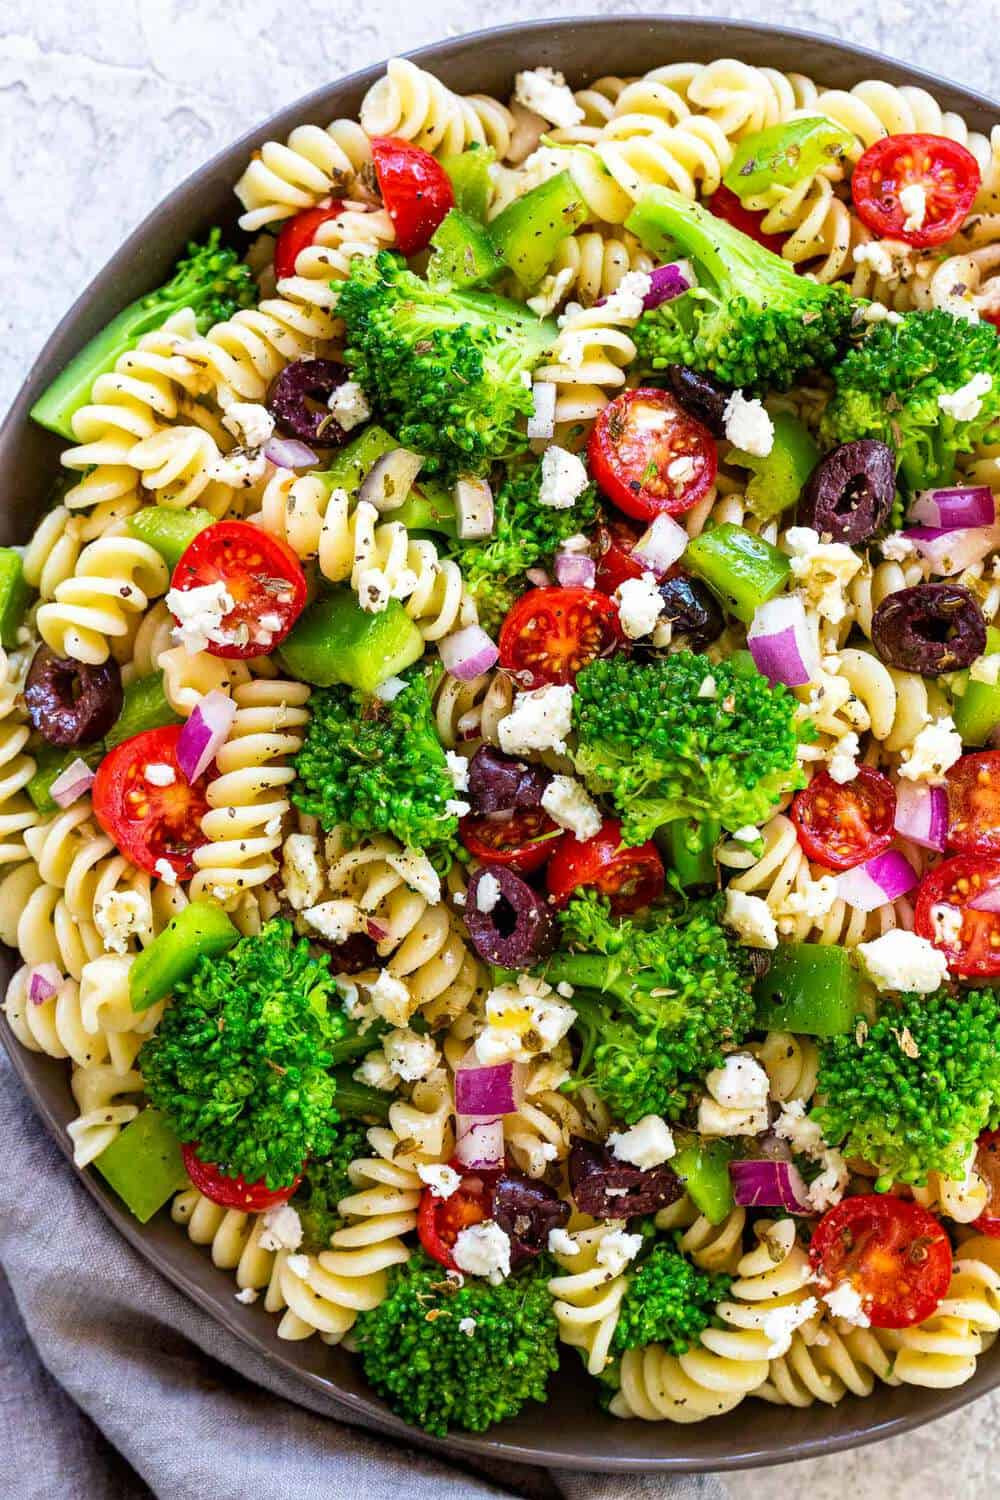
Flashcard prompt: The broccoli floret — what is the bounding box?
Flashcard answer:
[629,188,854,392]
[140,919,367,1189]
[814,986,1000,1189]
[292,668,458,854]
[820,308,1000,491]
[612,1243,731,1355]
[31,229,257,440]
[457,457,601,631]
[545,892,756,1123]
[570,653,806,847]
[290,1124,368,1254]
[336,251,557,476]
[353,1249,560,1435]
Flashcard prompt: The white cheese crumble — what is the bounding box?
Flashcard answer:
[445,798,471,818]
[540,774,602,841]
[258,1204,303,1253]
[93,889,152,956]
[374,674,407,702]
[614,571,663,640]
[898,182,927,234]
[723,390,774,457]
[783,527,862,624]
[595,1226,644,1277]
[445,752,470,794]
[939,372,993,422]
[354,1052,399,1091]
[827,731,861,785]
[526,270,576,321]
[773,1100,825,1154]
[897,716,963,783]
[724,889,778,950]
[761,1297,819,1355]
[328,379,371,432]
[822,1280,871,1328]
[476,871,503,913]
[608,1115,676,1170]
[355,566,391,614]
[281,833,323,911]
[367,969,413,1027]
[697,674,717,699]
[777,874,839,932]
[144,762,175,787]
[497,683,574,757]
[857,929,950,993]
[880,532,917,562]
[806,1150,849,1213]
[547,1226,580,1257]
[699,1053,770,1136]
[234,1287,259,1304]
[513,67,585,129]
[153,857,177,888]
[459,1317,477,1337]
[417,1163,462,1199]
[598,270,653,321]
[453,1221,512,1284]
[852,239,916,287]
[166,580,236,654]
[302,899,360,946]
[475,973,576,1065]
[222,400,275,451]
[538,444,589,509]
[930,901,963,948]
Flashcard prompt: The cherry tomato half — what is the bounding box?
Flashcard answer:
[707,185,788,253]
[810,1194,952,1329]
[370,136,454,256]
[946,750,1000,857]
[790,766,896,872]
[273,203,345,281]
[914,854,1000,977]
[170,521,307,660]
[972,1130,1000,1237]
[588,388,717,523]
[460,807,564,875]
[498,586,622,688]
[594,517,646,594]
[852,133,981,248]
[92,725,210,881]
[417,1177,490,1270]
[181,1144,303,1211]
[546,818,665,915]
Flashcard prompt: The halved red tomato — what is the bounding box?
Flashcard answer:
[707,185,787,253]
[92,725,210,881]
[588,388,717,522]
[370,136,454,255]
[946,750,1000,857]
[417,1175,491,1270]
[973,1129,1000,1237]
[460,807,564,875]
[594,517,645,594]
[914,854,1000,977]
[790,767,896,872]
[273,203,345,281]
[169,520,307,659]
[852,134,981,248]
[546,818,665,915]
[181,1144,303,1211]
[809,1194,952,1330]
[498,586,622,688]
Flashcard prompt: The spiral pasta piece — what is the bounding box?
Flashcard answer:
[432,667,514,754]
[595,112,735,207]
[234,119,372,232]
[533,298,641,424]
[361,58,514,159]
[36,535,170,665]
[547,229,654,308]
[275,202,395,311]
[66,1060,143,1167]
[172,1189,278,1290]
[749,1031,819,1105]
[811,80,990,170]
[756,1324,896,1406]
[654,1195,747,1274]
[548,1223,633,1376]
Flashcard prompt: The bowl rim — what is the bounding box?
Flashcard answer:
[4,13,1000,1472]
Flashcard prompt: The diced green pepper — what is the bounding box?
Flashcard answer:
[672,1139,734,1224]
[322,425,399,495]
[127,506,214,569]
[727,413,818,519]
[659,817,720,888]
[428,209,505,289]
[130,900,239,1012]
[279,587,424,692]
[723,117,855,201]
[684,523,791,624]
[488,170,587,288]
[105,671,181,749]
[0,549,31,649]
[318,427,457,537]
[754,942,861,1037]
[93,1108,189,1222]
[440,145,496,222]
[953,626,1000,745]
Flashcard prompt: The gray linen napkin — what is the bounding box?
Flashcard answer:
[0,1054,729,1500]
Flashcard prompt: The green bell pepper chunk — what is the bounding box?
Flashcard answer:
[130,900,240,1012]
[93,1108,189,1222]
[279,587,424,692]
[127,506,214,569]
[953,626,1000,745]
[26,743,104,814]
[754,942,861,1037]
[727,413,819,519]
[672,1139,734,1224]
[723,117,855,201]
[488,170,587,288]
[440,145,496,222]
[0,549,31,650]
[684,523,791,624]
[319,428,457,537]
[428,209,505,289]
[659,817,720,888]
[105,671,181,749]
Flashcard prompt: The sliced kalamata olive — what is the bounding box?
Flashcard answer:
[871,582,986,676]
[25,646,123,746]
[799,439,895,544]
[312,931,379,974]
[491,1170,570,1266]
[656,574,724,650]
[662,365,731,437]
[267,359,351,444]
[464,866,554,967]
[467,746,550,815]
[568,1137,683,1219]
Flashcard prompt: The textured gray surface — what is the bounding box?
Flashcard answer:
[2,0,1000,1493]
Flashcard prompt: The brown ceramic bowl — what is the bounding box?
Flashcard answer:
[2,15,998,1472]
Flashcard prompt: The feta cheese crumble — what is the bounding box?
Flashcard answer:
[327,379,371,433]
[538,445,589,509]
[939,372,992,422]
[822,1281,871,1328]
[476,871,502,913]
[302,899,360,945]
[258,1204,303,1253]
[234,1287,259,1304]
[614,572,664,639]
[608,1115,676,1170]
[221,400,275,451]
[354,1052,399,1091]
[595,1226,644,1277]
[723,390,774,457]
[475,973,577,1065]
[144,762,175,787]
[94,889,152,956]
[453,1221,512,1284]
[547,1226,580,1257]
[166,580,236,654]
[783,527,862,624]
[699,1053,770,1136]
[724,889,778,950]
[498,683,574,757]
[898,182,927,234]
[458,1317,477,1337]
[153,857,177,888]
[897,716,963,783]
[513,67,585,129]
[540,774,602,841]
[857,929,950,993]
[417,1163,462,1199]
[282,833,323,911]
[930,901,963,948]
[367,969,413,1027]
[827,731,861,785]
[761,1297,819,1354]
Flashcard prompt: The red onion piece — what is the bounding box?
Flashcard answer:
[263,435,318,469]
[525,567,551,588]
[455,477,495,540]
[968,884,1000,913]
[908,486,995,531]
[729,1158,811,1211]
[631,513,688,578]
[28,963,63,1004]
[366,918,389,941]
[455,1060,522,1115]
[176,691,237,784]
[642,262,693,309]
[49,756,96,809]
[893,780,948,851]
[555,551,597,588]
[747,596,820,687]
[903,524,1000,576]
[358,448,423,512]
[837,849,918,911]
[527,382,556,441]
[438,625,500,682]
[454,1114,505,1170]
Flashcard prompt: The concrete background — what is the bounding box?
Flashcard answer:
[2,0,1000,1492]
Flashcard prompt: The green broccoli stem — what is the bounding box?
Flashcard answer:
[331,1067,392,1121]
[627,187,746,293]
[545,952,621,997]
[328,1031,386,1068]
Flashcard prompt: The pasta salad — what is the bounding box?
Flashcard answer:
[8,51,1000,1437]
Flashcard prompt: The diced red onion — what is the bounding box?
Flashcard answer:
[358,448,423,512]
[903,524,1000,576]
[730,1158,811,1212]
[908,486,995,531]
[263,436,318,469]
[365,918,389,942]
[631,513,688,578]
[642,262,693,309]
[555,551,596,588]
[836,849,918,911]
[49,757,95,809]
[454,1114,505,1170]
[893,780,948,851]
[747,595,820,687]
[527,382,556,441]
[455,477,495,540]
[176,691,237,784]
[438,625,500,682]
[28,963,63,1004]
[526,567,551,588]
[455,1060,521,1115]
[968,883,1000,913]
